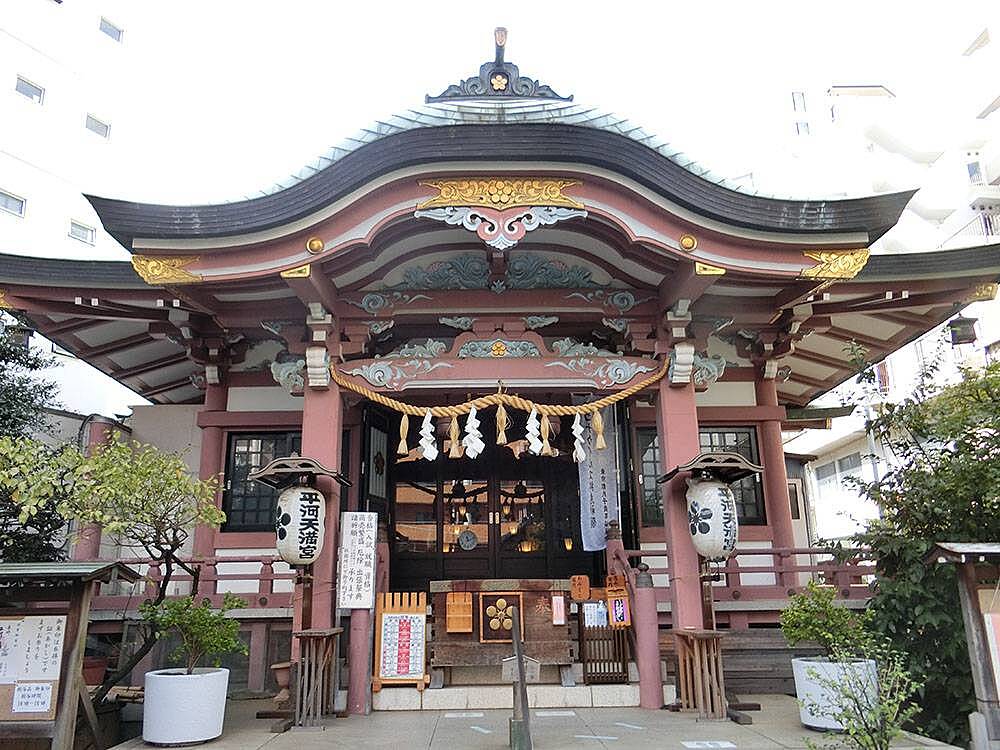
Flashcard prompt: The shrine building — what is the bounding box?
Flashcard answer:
[2,30,999,710]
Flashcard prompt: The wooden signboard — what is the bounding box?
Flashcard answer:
[446,592,473,633]
[570,575,591,602]
[605,575,631,629]
[0,615,66,722]
[373,592,428,691]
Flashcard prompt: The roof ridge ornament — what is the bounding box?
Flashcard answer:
[426,27,572,103]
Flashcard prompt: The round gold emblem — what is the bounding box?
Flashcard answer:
[491,73,508,91]
[491,341,508,357]
[305,237,325,254]
[679,234,698,251]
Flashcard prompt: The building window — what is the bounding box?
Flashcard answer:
[99,17,123,42]
[698,427,766,523]
[794,121,810,136]
[967,161,984,185]
[85,114,110,139]
[635,427,662,527]
[68,220,95,244]
[787,481,801,520]
[223,431,302,531]
[791,91,807,112]
[816,452,863,493]
[0,189,26,217]
[15,76,44,104]
[837,452,862,475]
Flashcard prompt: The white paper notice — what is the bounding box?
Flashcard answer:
[12,682,53,713]
[337,511,379,610]
[0,616,65,683]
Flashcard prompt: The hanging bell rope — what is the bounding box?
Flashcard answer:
[328,357,669,456]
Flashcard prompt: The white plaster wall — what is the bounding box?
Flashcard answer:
[227,386,303,412]
[697,382,755,407]
[214,548,293,594]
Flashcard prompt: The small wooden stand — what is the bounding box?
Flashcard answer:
[293,627,343,729]
[674,629,727,719]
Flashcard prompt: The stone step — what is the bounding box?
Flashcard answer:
[372,683,676,711]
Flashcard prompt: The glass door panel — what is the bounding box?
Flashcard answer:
[442,478,492,580]
[394,481,438,553]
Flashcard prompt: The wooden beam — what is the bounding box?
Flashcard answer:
[44,318,108,336]
[657,261,720,312]
[785,370,834,389]
[141,377,193,397]
[112,352,188,379]
[284,267,340,314]
[81,333,153,358]
[788,347,848,371]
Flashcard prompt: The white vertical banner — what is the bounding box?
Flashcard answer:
[577,407,621,551]
[336,511,379,610]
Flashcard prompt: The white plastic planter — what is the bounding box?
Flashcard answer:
[143,667,230,745]
[791,657,877,731]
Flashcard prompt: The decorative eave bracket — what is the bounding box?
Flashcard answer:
[426,28,571,103]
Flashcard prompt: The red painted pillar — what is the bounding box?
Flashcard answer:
[633,564,664,708]
[72,417,119,560]
[754,378,795,552]
[193,381,228,560]
[656,378,703,630]
[300,381,343,630]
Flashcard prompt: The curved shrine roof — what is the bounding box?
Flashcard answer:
[86,109,915,246]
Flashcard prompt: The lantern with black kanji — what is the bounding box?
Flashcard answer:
[659,452,764,562]
[247,455,351,568]
[275,485,326,566]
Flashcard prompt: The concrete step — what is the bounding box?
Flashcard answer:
[372,683,677,711]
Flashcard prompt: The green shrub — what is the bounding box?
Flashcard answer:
[780,580,870,657]
[141,593,248,675]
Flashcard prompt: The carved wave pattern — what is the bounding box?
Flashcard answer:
[385,252,605,291]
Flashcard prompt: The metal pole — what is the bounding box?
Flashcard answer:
[509,605,532,750]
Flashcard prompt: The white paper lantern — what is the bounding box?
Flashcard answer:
[274,485,326,566]
[684,477,738,561]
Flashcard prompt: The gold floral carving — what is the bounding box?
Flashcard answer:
[694,262,726,276]
[0,290,11,309]
[280,264,311,279]
[799,249,870,279]
[965,282,998,303]
[417,178,584,210]
[131,255,201,284]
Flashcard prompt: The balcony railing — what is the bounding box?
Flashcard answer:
[624,545,875,606]
[91,555,296,613]
[939,212,1000,249]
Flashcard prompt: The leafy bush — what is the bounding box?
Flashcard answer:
[803,639,920,750]
[846,360,1000,744]
[780,580,870,657]
[141,594,248,675]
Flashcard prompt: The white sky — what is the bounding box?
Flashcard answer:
[21,0,1000,417]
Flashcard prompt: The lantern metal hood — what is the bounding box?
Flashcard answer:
[248,455,351,489]
[657,451,763,485]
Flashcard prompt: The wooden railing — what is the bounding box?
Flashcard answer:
[624,546,875,605]
[91,556,296,612]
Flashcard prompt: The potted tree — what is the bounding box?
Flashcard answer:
[780,581,876,731]
[799,637,920,750]
[140,593,247,745]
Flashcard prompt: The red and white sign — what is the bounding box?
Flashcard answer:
[378,613,426,680]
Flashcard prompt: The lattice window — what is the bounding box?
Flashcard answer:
[698,427,766,523]
[223,432,302,531]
